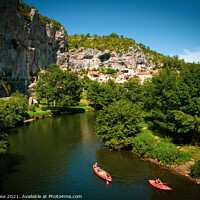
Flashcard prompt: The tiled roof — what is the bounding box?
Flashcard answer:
[152,72,159,75]
[116,72,123,77]
[137,72,151,75]
[88,71,99,75]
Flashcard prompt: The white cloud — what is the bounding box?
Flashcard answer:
[179,48,200,63]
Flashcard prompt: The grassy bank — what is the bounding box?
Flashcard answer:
[131,121,200,182]
[25,92,93,121]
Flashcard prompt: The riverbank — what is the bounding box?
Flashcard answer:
[132,151,200,184]
[128,124,200,184]
[24,92,94,123]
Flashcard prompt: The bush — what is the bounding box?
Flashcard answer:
[132,132,191,166]
[41,106,49,111]
[28,104,36,112]
[156,142,191,166]
[133,132,157,158]
[190,160,200,178]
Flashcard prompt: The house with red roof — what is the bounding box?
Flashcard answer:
[116,71,126,83]
[99,73,107,82]
[87,71,99,81]
[137,72,152,84]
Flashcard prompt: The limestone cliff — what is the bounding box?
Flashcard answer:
[59,47,154,71]
[0,0,67,92]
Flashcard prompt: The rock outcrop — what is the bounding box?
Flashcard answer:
[0,0,67,92]
[59,47,154,71]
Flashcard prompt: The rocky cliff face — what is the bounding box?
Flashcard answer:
[0,0,67,92]
[59,47,154,71]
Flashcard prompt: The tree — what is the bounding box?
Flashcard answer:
[124,79,144,103]
[109,33,119,38]
[87,81,102,109]
[35,64,82,108]
[0,91,28,130]
[87,80,126,110]
[145,64,200,144]
[95,99,144,149]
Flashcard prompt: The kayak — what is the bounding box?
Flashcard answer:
[93,165,112,182]
[148,180,172,191]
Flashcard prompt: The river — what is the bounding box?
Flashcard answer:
[0,112,199,200]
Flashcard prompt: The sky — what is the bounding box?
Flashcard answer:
[23,0,200,63]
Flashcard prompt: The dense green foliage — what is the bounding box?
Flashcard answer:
[133,132,191,166]
[68,33,136,54]
[35,64,82,110]
[132,132,157,157]
[18,1,33,21]
[124,79,144,103]
[95,100,144,149]
[145,63,200,144]
[0,91,28,154]
[190,160,200,178]
[87,80,126,109]
[87,79,144,110]
[0,91,28,130]
[0,81,16,96]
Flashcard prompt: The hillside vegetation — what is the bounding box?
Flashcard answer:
[68,33,184,66]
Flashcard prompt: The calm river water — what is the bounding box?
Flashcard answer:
[0,112,199,200]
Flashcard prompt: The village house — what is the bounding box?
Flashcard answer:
[115,71,126,83]
[127,68,135,76]
[105,74,113,81]
[137,64,147,71]
[137,72,152,84]
[87,71,99,81]
[98,73,107,82]
[121,68,135,76]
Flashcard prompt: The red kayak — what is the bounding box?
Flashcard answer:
[148,180,172,191]
[93,165,112,182]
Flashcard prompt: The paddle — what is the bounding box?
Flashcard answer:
[162,182,170,185]
[106,180,109,185]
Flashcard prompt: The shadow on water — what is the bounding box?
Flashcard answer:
[0,153,24,193]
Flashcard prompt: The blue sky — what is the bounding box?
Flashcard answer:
[23,0,200,63]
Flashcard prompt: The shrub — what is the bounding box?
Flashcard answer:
[41,106,49,111]
[190,160,200,178]
[28,104,36,112]
[132,132,191,166]
[156,142,191,166]
[133,132,157,158]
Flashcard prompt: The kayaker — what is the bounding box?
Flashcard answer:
[106,174,110,185]
[155,178,163,186]
[95,162,98,168]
